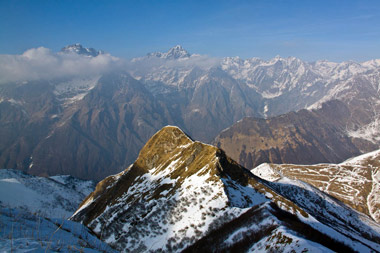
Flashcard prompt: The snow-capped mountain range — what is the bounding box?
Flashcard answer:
[213,99,377,170]
[132,45,380,143]
[1,44,380,180]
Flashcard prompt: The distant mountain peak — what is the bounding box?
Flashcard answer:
[147,45,191,59]
[60,43,104,57]
[167,44,189,56]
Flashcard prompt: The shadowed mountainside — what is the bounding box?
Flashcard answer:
[214,100,377,169]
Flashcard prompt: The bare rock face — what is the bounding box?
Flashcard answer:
[71,126,380,252]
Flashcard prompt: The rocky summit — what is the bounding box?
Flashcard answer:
[71,126,380,252]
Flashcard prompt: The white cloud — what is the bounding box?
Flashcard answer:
[0,47,124,84]
[0,46,221,84]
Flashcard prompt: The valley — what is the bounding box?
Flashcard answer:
[1,45,380,180]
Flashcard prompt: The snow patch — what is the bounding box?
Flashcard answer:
[261,91,283,99]
[251,163,281,181]
[347,118,380,143]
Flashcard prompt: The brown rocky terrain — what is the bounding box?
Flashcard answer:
[214,100,377,169]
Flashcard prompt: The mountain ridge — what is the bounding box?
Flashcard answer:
[71,125,380,252]
[146,45,191,59]
[213,100,370,169]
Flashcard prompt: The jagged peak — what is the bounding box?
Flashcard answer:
[170,44,186,51]
[167,44,188,53]
[60,43,104,57]
[147,45,191,59]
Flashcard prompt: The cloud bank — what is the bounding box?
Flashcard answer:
[0,46,222,84]
[0,47,124,84]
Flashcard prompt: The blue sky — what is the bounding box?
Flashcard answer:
[1,0,380,61]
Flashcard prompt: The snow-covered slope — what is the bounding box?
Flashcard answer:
[0,169,95,218]
[72,126,380,252]
[252,149,380,223]
[53,76,100,106]
[0,207,115,252]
